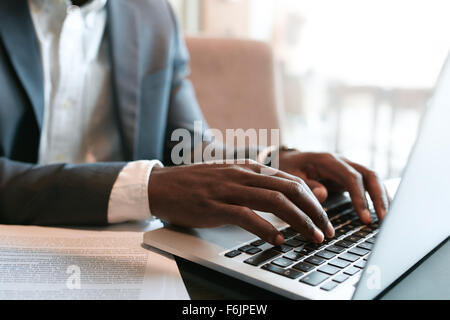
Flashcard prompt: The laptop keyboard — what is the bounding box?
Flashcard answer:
[223,205,380,292]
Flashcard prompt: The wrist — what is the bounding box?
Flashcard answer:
[257,145,298,167]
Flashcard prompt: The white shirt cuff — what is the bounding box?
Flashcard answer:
[107,160,164,224]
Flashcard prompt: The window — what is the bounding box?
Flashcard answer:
[170,0,450,178]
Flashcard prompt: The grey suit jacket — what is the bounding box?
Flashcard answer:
[0,0,206,225]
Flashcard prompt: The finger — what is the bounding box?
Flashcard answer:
[344,160,389,220]
[244,162,326,209]
[311,153,372,224]
[244,173,334,238]
[222,184,327,243]
[216,203,284,245]
[241,162,326,206]
[304,179,328,203]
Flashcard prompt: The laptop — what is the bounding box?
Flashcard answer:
[143,55,450,300]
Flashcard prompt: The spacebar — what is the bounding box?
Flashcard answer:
[243,249,281,266]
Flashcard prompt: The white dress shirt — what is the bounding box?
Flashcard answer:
[28,0,162,223]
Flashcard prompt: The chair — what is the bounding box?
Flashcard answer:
[185,37,282,146]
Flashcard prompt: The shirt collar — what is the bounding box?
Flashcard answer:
[30,0,107,16]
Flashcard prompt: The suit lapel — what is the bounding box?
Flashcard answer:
[0,0,44,129]
[107,0,141,160]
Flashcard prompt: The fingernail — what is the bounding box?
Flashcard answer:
[275,234,284,245]
[326,222,335,238]
[363,209,372,224]
[381,208,387,219]
[314,228,324,243]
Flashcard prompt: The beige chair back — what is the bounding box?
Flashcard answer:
[185,37,281,145]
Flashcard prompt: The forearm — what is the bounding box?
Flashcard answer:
[0,157,125,226]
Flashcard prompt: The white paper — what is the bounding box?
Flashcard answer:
[0,221,189,300]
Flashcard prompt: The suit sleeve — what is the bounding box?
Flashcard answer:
[0,157,126,226]
[163,3,211,165]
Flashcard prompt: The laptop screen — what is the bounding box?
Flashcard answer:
[353,54,450,299]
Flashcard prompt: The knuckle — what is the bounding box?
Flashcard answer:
[287,181,306,196]
[228,165,245,175]
[302,218,317,235]
[269,191,286,203]
[349,169,363,184]
[315,211,329,227]
[321,152,337,161]
[366,169,380,181]
[233,207,251,225]
[246,158,259,166]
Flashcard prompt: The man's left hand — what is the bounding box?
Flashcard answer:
[278,151,390,224]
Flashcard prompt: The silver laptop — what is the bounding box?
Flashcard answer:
[143,55,450,300]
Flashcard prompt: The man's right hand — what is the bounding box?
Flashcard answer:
[147,160,335,245]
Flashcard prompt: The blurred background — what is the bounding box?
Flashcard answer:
[168,0,450,179]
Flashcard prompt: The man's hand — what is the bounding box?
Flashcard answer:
[148,160,335,245]
[278,151,390,224]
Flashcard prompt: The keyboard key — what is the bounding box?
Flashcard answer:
[282,268,304,279]
[333,274,350,283]
[225,250,241,258]
[366,237,376,244]
[335,240,353,248]
[283,251,305,261]
[300,271,329,286]
[361,226,374,233]
[320,281,338,291]
[272,244,293,253]
[292,261,316,273]
[239,245,255,253]
[294,235,308,242]
[353,231,370,238]
[284,238,304,248]
[328,258,351,269]
[334,229,348,237]
[318,264,341,275]
[244,249,280,266]
[305,256,327,266]
[305,243,325,250]
[251,239,266,247]
[344,266,360,276]
[348,247,369,257]
[294,247,313,255]
[246,247,262,255]
[272,257,294,268]
[357,242,373,251]
[281,228,298,239]
[325,245,345,254]
[339,252,360,262]
[262,264,303,279]
[354,259,367,269]
[340,224,355,232]
[331,219,343,227]
[315,250,336,260]
[345,235,363,243]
